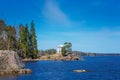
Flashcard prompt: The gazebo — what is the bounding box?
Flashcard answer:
[57,45,65,54]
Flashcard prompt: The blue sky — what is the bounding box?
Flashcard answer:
[0,0,120,53]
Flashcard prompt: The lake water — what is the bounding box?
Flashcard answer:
[0,56,120,80]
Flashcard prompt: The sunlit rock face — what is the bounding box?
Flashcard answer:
[38,53,81,61]
[0,50,24,70]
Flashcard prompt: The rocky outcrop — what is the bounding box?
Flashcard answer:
[0,50,31,74]
[0,69,32,75]
[0,50,24,70]
[38,53,81,61]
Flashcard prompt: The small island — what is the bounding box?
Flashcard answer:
[0,20,81,75]
[23,42,81,61]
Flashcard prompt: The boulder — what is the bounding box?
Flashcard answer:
[73,70,86,73]
[0,50,24,70]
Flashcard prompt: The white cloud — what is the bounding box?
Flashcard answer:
[42,0,77,27]
[43,0,71,26]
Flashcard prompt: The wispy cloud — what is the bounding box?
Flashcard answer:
[42,0,76,27]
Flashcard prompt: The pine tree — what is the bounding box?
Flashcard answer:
[19,25,27,58]
[0,20,17,50]
[64,42,72,52]
[61,42,72,56]
[0,20,6,50]
[0,20,5,33]
[5,26,16,50]
[24,24,30,58]
[30,20,38,58]
[0,20,38,59]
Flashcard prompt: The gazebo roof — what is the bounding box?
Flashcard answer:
[57,45,64,48]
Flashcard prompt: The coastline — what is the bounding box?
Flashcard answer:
[22,53,81,61]
[0,69,32,75]
[0,50,32,75]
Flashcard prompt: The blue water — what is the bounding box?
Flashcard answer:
[0,56,120,80]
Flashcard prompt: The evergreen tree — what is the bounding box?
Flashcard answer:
[30,20,38,58]
[18,25,27,58]
[0,20,5,34]
[0,20,38,59]
[5,26,16,50]
[44,49,57,55]
[61,42,72,56]
[64,42,72,52]
[24,24,30,58]
[0,20,6,50]
[61,47,67,56]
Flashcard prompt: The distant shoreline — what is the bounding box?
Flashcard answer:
[72,51,120,56]
[22,53,120,62]
[88,53,120,56]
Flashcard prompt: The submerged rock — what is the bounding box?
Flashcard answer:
[73,70,86,73]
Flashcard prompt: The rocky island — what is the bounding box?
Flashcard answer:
[23,53,81,61]
[38,53,81,61]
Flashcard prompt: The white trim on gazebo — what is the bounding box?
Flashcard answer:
[57,45,64,54]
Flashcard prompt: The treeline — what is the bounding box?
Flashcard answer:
[72,51,120,56]
[0,20,38,59]
[38,49,57,57]
[72,51,96,56]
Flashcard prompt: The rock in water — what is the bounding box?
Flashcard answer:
[73,70,86,73]
[0,50,24,70]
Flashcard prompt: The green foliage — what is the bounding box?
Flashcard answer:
[61,47,67,56]
[5,26,17,50]
[64,42,72,52]
[0,20,5,33]
[19,25,27,58]
[18,21,38,59]
[44,49,57,55]
[0,20,6,50]
[0,22,17,50]
[61,42,72,56]
[0,39,6,50]
[30,20,38,58]
[0,20,38,59]
[38,49,56,57]
[19,24,32,58]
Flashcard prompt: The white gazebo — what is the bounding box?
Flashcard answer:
[57,45,65,54]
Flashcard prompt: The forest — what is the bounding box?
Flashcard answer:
[0,20,38,59]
